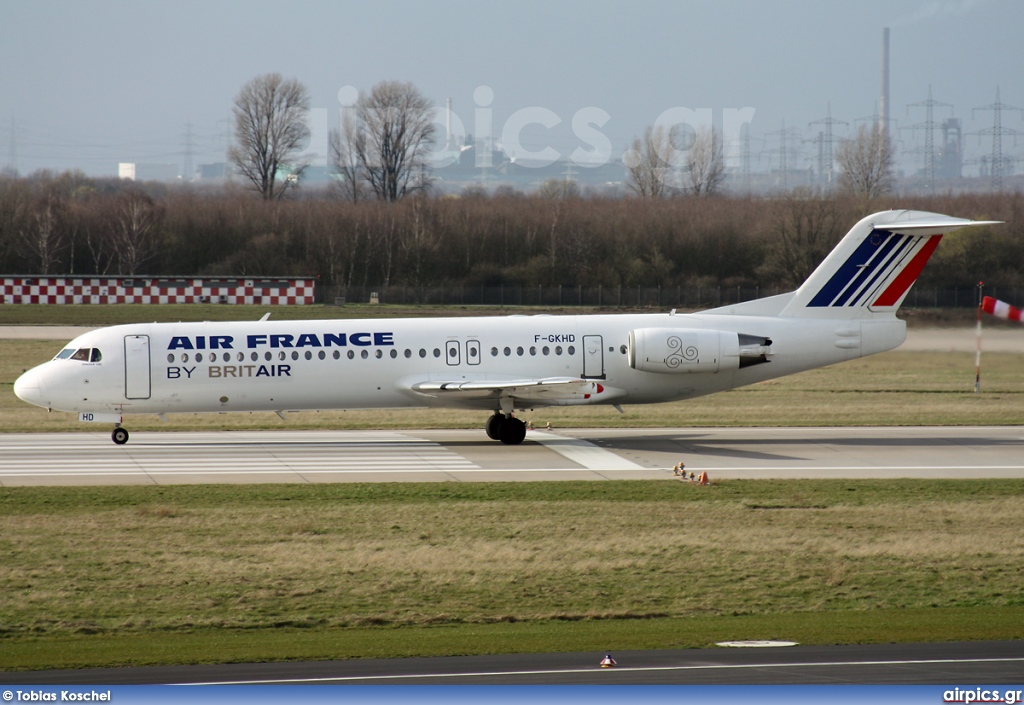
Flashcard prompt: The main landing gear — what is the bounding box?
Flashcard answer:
[111,426,129,445]
[485,412,527,445]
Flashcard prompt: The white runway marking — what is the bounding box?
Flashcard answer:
[0,431,483,484]
[527,430,644,470]
[182,656,1024,685]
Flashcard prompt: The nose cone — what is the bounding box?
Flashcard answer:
[14,368,46,407]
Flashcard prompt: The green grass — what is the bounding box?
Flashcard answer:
[2,480,1023,670]
[0,302,998,326]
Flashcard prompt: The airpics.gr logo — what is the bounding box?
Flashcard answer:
[943,687,1023,704]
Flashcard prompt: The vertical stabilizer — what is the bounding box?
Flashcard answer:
[779,210,1000,318]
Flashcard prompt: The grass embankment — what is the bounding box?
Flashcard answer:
[0,302,1001,326]
[1,480,1023,671]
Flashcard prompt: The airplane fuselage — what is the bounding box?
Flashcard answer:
[16,311,906,416]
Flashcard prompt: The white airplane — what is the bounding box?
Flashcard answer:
[14,209,999,446]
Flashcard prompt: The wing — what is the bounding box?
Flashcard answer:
[401,376,620,408]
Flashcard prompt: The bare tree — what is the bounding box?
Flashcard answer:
[759,189,841,287]
[836,124,895,198]
[20,190,68,274]
[328,108,366,202]
[624,125,674,198]
[338,81,436,202]
[536,178,580,200]
[229,74,311,200]
[110,190,162,275]
[683,126,726,196]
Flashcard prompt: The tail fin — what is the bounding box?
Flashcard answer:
[779,210,1001,318]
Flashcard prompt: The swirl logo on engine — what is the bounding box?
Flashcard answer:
[665,336,699,368]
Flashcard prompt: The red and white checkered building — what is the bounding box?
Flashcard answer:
[2,277,316,305]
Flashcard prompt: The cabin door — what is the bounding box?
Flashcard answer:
[124,335,151,400]
[582,335,605,379]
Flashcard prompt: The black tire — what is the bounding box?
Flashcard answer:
[498,417,526,445]
[112,427,129,445]
[485,413,505,440]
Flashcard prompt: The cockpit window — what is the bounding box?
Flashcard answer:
[70,348,91,361]
[55,348,75,360]
[91,349,102,362]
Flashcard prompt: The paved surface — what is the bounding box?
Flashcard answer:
[3,641,1022,685]
[2,426,1023,486]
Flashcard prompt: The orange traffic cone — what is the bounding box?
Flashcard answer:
[600,653,617,668]
[698,471,709,485]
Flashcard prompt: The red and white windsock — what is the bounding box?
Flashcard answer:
[982,296,1024,323]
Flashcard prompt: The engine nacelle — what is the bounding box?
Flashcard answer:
[628,328,772,374]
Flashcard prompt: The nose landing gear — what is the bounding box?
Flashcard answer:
[111,426,129,445]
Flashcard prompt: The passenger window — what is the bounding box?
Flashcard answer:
[71,348,90,361]
[90,349,103,362]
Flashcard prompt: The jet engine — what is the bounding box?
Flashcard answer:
[628,328,772,374]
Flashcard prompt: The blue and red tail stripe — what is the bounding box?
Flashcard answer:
[807,230,941,308]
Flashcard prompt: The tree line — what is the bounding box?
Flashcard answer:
[1,170,1021,296]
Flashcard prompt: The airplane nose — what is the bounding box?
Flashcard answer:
[14,369,45,406]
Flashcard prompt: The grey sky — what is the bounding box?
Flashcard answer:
[1,0,1020,177]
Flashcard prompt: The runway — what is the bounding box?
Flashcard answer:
[3,641,1022,685]
[1,426,1023,486]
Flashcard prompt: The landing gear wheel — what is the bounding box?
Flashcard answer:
[485,413,506,440]
[498,416,527,445]
[112,427,129,445]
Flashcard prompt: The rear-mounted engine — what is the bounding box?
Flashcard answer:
[627,328,772,374]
